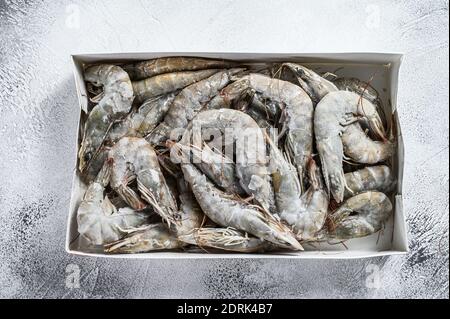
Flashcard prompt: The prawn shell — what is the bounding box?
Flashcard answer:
[132,69,219,103]
[329,191,393,240]
[342,123,395,164]
[344,165,396,199]
[123,57,236,80]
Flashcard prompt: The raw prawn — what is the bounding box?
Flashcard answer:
[105,223,183,253]
[132,69,219,103]
[79,64,134,172]
[344,165,396,199]
[314,91,386,202]
[77,159,149,245]
[267,134,328,240]
[178,108,275,213]
[172,130,273,261]
[147,68,244,145]
[341,122,394,164]
[82,94,177,182]
[108,137,178,225]
[181,163,303,250]
[328,191,393,240]
[123,56,236,80]
[206,74,314,191]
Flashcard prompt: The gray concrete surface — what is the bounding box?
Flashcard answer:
[0,0,448,299]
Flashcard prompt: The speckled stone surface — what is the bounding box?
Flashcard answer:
[0,0,448,299]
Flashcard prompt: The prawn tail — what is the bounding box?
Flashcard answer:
[307,157,322,190]
[370,112,388,142]
[95,158,113,186]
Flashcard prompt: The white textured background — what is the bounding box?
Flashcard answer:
[0,0,448,298]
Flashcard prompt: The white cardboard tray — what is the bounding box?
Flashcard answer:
[66,52,408,259]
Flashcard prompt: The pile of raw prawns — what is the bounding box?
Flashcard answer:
[75,57,396,254]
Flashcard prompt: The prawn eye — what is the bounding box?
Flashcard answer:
[84,152,93,162]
